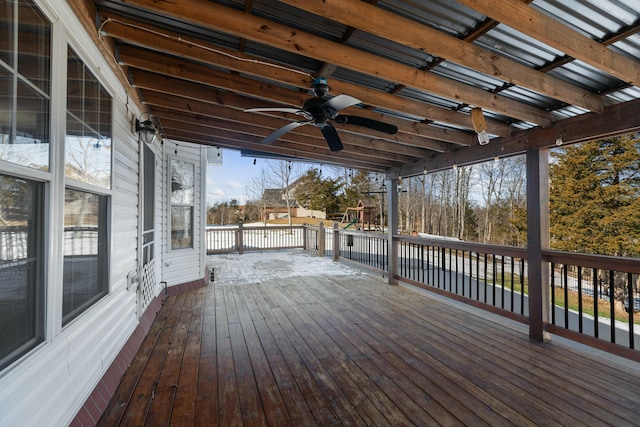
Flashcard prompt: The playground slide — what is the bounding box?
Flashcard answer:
[342,219,358,229]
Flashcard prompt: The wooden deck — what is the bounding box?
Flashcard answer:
[99,251,640,426]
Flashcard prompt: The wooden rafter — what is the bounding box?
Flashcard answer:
[279,0,608,113]
[106,0,554,127]
[100,13,508,137]
[455,0,640,86]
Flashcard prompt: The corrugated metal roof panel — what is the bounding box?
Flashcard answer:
[377,0,486,37]
[251,0,348,41]
[397,87,462,111]
[346,30,433,69]
[532,0,639,40]
[430,61,506,92]
[371,106,425,122]
[610,34,640,61]
[330,68,396,93]
[498,86,562,110]
[607,86,640,103]
[474,24,563,68]
[552,105,590,120]
[243,41,321,74]
[548,60,624,92]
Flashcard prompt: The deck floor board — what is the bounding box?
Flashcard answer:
[99,251,640,426]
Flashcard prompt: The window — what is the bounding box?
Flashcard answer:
[0,1,51,170]
[63,46,112,325]
[170,159,194,250]
[62,189,109,325]
[65,47,112,188]
[0,174,44,371]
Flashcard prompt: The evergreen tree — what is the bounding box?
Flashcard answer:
[294,168,344,215]
[341,170,375,212]
[550,135,640,257]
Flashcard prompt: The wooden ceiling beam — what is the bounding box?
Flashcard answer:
[279,0,608,114]
[396,97,640,178]
[100,14,476,145]
[111,33,511,136]
[455,0,640,87]
[112,0,553,126]
[119,48,459,153]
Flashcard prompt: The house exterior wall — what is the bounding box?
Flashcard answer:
[0,1,206,425]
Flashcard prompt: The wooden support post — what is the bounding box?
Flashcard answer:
[388,177,399,285]
[318,222,325,257]
[302,224,308,251]
[333,222,340,262]
[527,148,550,341]
[238,221,244,255]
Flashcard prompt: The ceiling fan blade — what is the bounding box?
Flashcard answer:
[245,107,302,114]
[319,123,344,151]
[334,115,398,134]
[323,94,360,112]
[262,121,309,145]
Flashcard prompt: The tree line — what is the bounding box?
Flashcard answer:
[207,133,639,258]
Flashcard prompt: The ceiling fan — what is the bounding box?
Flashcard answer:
[244,78,398,151]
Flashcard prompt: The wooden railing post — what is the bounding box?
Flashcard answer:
[527,147,550,341]
[317,222,325,257]
[237,221,244,255]
[302,224,308,251]
[388,177,399,285]
[333,222,340,262]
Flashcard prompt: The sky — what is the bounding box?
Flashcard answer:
[206,149,258,206]
[206,148,326,206]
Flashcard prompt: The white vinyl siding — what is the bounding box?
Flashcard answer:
[1,1,135,425]
[0,1,207,424]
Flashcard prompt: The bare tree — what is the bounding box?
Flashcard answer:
[246,168,276,227]
[476,156,526,244]
[268,161,301,227]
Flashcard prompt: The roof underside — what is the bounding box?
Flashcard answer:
[85,0,640,176]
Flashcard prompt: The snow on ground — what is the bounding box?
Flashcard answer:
[206,250,366,286]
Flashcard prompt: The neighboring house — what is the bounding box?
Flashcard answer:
[262,182,326,220]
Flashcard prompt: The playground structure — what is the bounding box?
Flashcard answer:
[340,199,381,231]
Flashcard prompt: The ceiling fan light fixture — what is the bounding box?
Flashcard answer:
[477,130,490,145]
[471,107,491,145]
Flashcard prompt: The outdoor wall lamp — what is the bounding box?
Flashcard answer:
[135,114,157,144]
[471,107,490,145]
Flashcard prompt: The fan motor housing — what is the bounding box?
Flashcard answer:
[302,97,337,122]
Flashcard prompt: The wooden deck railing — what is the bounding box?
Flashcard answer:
[395,236,529,318]
[206,223,305,254]
[543,250,640,351]
[205,223,640,356]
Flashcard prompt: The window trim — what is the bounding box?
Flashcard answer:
[0,175,46,372]
[61,186,111,327]
[168,157,196,251]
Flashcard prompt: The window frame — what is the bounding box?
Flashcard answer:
[0,174,46,372]
[169,157,195,251]
[60,40,114,328]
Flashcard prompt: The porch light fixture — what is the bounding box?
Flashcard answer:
[471,107,490,145]
[555,135,563,146]
[135,114,157,144]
